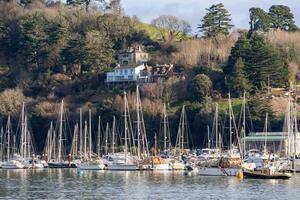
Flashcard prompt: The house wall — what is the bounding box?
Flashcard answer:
[106,64,146,82]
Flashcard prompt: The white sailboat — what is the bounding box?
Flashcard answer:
[77,109,105,170]
[198,93,241,176]
[2,115,25,169]
[106,91,137,170]
[47,100,76,168]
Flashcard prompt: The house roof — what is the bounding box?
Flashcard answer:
[115,64,145,70]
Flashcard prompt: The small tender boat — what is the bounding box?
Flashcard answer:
[243,170,292,179]
[1,160,25,169]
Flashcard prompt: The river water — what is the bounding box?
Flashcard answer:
[0,169,299,199]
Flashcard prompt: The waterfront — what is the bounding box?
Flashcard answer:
[0,170,300,199]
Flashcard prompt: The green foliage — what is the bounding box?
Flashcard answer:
[83,30,114,74]
[226,57,251,94]
[224,32,289,94]
[246,33,289,89]
[269,5,298,31]
[247,95,274,130]
[198,3,234,37]
[249,5,298,32]
[18,12,49,71]
[249,7,271,32]
[188,74,212,102]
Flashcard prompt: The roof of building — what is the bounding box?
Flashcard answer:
[114,64,145,70]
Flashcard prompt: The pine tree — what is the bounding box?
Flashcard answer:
[227,57,251,94]
[249,7,271,32]
[224,33,250,78]
[198,3,233,37]
[246,33,289,89]
[269,5,298,31]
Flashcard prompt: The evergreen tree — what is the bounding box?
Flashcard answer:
[18,12,49,71]
[269,5,298,31]
[249,7,271,32]
[246,33,289,89]
[198,3,233,37]
[83,30,114,74]
[227,57,251,94]
[224,32,251,86]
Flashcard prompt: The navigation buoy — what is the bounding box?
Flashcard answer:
[236,171,244,180]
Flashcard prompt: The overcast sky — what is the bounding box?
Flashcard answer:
[122,0,300,34]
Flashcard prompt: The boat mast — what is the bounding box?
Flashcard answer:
[105,122,109,156]
[242,91,246,159]
[228,93,232,153]
[181,105,185,154]
[263,113,268,154]
[215,103,219,150]
[136,85,141,159]
[58,99,64,162]
[24,115,28,158]
[89,109,92,160]
[124,91,128,163]
[20,102,25,158]
[79,108,83,158]
[97,116,101,157]
[163,103,167,152]
[6,115,11,161]
[112,116,116,155]
[84,120,87,159]
[287,93,291,157]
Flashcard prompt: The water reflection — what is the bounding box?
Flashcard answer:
[0,169,300,199]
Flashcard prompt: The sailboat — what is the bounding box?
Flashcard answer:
[77,110,106,170]
[2,115,25,169]
[47,100,76,168]
[106,91,137,170]
[142,103,172,170]
[198,93,242,176]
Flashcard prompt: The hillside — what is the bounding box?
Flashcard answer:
[0,1,300,151]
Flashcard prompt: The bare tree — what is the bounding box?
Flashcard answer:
[151,15,191,42]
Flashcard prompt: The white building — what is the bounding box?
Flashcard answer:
[106,46,149,83]
[106,64,148,83]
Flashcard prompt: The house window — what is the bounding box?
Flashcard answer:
[131,69,133,74]
[120,69,123,75]
[125,69,128,75]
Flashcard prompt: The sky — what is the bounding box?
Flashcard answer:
[122,0,300,34]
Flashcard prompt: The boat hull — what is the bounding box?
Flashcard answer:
[48,162,77,168]
[1,161,25,169]
[198,167,240,176]
[77,164,105,170]
[243,170,292,179]
[107,164,137,171]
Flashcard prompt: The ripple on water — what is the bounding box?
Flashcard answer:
[0,169,300,200]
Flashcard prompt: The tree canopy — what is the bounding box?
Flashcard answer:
[198,3,233,37]
[151,15,191,42]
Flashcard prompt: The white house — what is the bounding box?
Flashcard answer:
[106,46,149,83]
[106,64,148,83]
